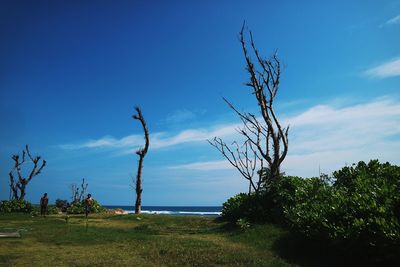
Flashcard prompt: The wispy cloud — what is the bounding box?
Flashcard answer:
[386,15,400,25]
[169,160,231,171]
[59,135,144,150]
[60,123,239,153]
[162,109,204,124]
[283,97,400,176]
[170,97,400,177]
[364,58,400,78]
[61,97,400,177]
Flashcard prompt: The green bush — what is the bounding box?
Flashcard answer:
[221,193,249,222]
[47,205,61,214]
[221,192,270,223]
[284,160,400,260]
[67,199,106,214]
[222,160,400,262]
[221,176,306,223]
[0,199,33,213]
[30,205,60,216]
[55,199,68,208]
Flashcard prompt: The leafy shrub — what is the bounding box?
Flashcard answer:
[284,160,400,260]
[221,176,305,223]
[0,199,33,213]
[55,199,69,212]
[221,193,268,222]
[222,193,249,222]
[55,199,68,208]
[67,199,106,214]
[30,205,60,216]
[47,205,61,214]
[264,175,310,223]
[222,160,400,262]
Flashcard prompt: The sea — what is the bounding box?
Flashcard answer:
[104,206,222,216]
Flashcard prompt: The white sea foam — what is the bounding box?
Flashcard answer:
[177,211,221,215]
[125,209,221,216]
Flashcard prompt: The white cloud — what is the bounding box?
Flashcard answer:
[169,160,231,171]
[150,124,238,149]
[169,97,400,177]
[60,123,239,153]
[386,15,400,25]
[61,97,400,178]
[283,97,400,176]
[365,58,400,78]
[59,135,144,150]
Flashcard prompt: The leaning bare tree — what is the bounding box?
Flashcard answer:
[8,145,46,200]
[210,25,289,186]
[132,107,149,214]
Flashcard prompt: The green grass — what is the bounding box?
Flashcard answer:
[0,213,297,266]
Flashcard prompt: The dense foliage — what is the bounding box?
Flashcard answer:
[0,199,33,213]
[222,193,254,222]
[286,160,400,260]
[55,199,68,208]
[67,199,106,214]
[221,175,306,224]
[1,198,106,215]
[55,198,69,212]
[0,200,61,215]
[222,160,400,262]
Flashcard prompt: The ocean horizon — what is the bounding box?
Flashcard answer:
[104,205,222,216]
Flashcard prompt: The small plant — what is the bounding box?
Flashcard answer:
[236,218,251,231]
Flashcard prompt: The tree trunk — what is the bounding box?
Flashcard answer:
[135,156,144,214]
[132,107,149,215]
[19,183,26,201]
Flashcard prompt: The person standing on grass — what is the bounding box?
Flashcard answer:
[40,193,49,217]
[84,194,93,218]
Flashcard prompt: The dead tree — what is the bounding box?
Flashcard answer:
[71,184,79,203]
[70,178,88,203]
[132,107,149,214]
[208,138,264,194]
[78,178,88,202]
[8,145,46,200]
[210,25,289,185]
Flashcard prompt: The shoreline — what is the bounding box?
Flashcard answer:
[105,206,222,216]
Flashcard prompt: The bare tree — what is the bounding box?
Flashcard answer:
[78,178,88,202]
[208,138,264,194]
[8,145,46,200]
[210,25,289,185]
[71,183,79,203]
[132,107,149,214]
[70,178,88,203]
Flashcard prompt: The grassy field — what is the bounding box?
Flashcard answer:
[0,213,356,267]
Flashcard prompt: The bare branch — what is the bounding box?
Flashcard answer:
[210,24,289,184]
[208,137,259,193]
[8,145,46,200]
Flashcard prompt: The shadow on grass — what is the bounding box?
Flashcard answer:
[271,231,400,267]
[0,254,18,266]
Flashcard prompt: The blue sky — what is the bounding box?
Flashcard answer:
[1,0,399,206]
